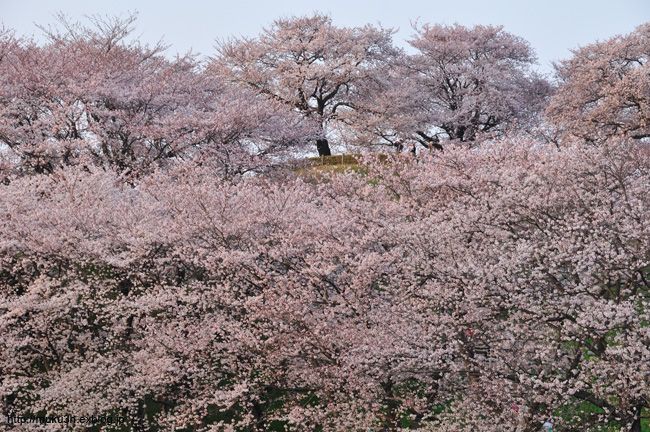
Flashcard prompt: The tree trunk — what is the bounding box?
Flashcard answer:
[316,138,331,156]
[456,125,467,141]
[380,378,399,431]
[415,130,443,151]
[629,405,643,432]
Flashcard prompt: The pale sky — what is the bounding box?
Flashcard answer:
[1,0,648,74]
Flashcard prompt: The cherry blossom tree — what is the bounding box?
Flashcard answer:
[213,14,398,156]
[547,23,650,143]
[0,13,648,432]
[0,15,310,180]
[363,138,650,431]
[338,58,423,152]
[1,137,647,431]
[394,24,551,148]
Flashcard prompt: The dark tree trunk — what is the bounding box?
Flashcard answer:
[415,130,443,151]
[316,138,331,156]
[629,405,643,432]
[380,378,399,432]
[456,125,467,141]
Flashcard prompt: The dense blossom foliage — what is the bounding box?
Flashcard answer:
[350,24,551,151]
[214,14,399,156]
[1,138,648,431]
[547,23,650,143]
[0,15,310,179]
[0,13,649,432]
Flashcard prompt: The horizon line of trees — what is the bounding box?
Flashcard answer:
[0,13,648,180]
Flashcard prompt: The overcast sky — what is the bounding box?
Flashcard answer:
[1,0,648,74]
